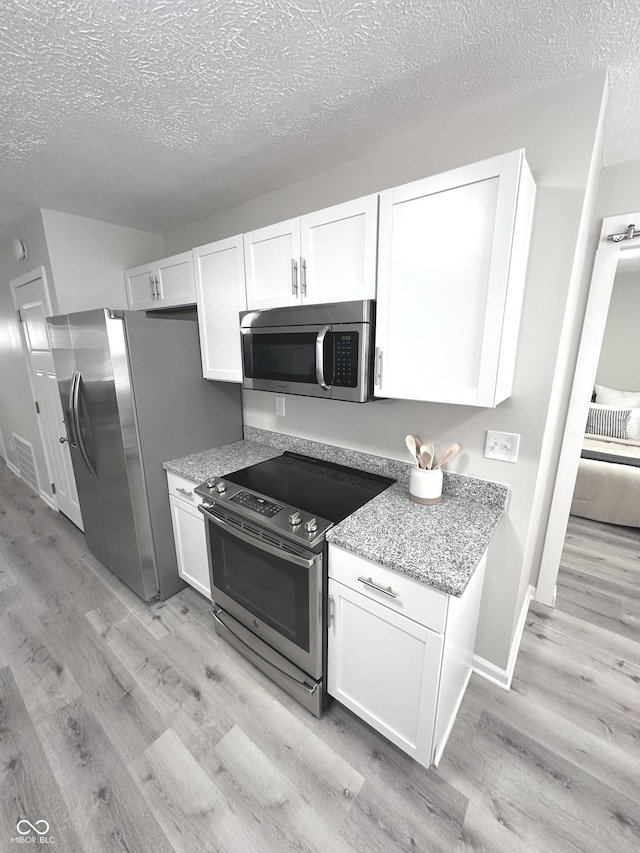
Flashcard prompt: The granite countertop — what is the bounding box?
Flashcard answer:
[164,428,509,597]
[325,480,507,597]
[164,439,281,483]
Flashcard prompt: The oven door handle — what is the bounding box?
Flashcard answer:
[199,505,318,569]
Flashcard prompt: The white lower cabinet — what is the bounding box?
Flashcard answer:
[327,544,486,768]
[167,472,211,599]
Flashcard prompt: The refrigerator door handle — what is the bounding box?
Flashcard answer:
[71,369,97,479]
[67,370,79,449]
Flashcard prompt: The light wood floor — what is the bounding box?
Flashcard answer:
[1,464,639,852]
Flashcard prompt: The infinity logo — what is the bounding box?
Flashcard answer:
[16,819,50,836]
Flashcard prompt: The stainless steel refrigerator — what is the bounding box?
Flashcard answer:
[46,308,243,601]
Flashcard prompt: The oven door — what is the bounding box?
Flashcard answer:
[202,506,324,680]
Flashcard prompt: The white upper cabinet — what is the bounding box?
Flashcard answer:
[244,195,378,309]
[244,219,300,309]
[299,195,378,305]
[194,236,247,382]
[374,150,536,407]
[125,252,195,311]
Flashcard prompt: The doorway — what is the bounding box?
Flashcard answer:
[537,212,640,604]
[10,268,84,530]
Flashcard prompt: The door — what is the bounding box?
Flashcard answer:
[244,219,301,309]
[300,195,378,305]
[374,150,532,406]
[194,237,247,382]
[327,577,442,762]
[125,263,157,310]
[12,271,83,529]
[169,495,211,598]
[155,252,195,307]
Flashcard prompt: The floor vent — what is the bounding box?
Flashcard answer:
[12,433,40,494]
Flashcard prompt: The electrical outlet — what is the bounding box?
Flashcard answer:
[485,430,520,463]
[274,396,286,417]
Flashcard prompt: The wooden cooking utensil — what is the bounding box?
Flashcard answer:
[432,443,460,469]
[405,434,420,466]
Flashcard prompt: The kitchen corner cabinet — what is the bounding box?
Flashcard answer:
[194,236,247,382]
[125,252,195,311]
[327,544,486,769]
[374,149,536,407]
[167,472,211,599]
[244,195,378,309]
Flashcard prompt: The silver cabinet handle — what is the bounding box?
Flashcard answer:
[154,275,162,300]
[315,325,331,391]
[300,256,307,296]
[150,274,156,300]
[375,347,383,386]
[328,594,335,626]
[291,258,299,296]
[357,575,398,598]
[176,487,194,497]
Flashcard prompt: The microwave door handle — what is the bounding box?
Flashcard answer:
[315,325,331,391]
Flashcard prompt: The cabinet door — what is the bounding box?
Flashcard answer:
[125,263,157,310]
[375,150,534,407]
[327,578,442,765]
[169,495,211,599]
[155,252,196,308]
[194,237,247,382]
[300,195,378,305]
[244,219,301,309]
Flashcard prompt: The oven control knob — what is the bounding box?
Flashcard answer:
[201,501,214,510]
[304,517,318,533]
[289,511,302,526]
[206,477,217,489]
[215,482,227,494]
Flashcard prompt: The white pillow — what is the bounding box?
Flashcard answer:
[594,383,640,407]
[627,409,640,442]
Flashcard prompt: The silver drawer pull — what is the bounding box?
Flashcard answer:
[357,576,398,598]
[176,487,194,497]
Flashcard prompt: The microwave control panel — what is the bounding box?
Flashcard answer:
[333,332,359,387]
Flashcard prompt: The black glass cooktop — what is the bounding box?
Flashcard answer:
[223,452,394,523]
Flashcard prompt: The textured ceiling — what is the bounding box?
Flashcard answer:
[1,0,640,238]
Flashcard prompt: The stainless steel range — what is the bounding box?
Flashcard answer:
[196,452,394,716]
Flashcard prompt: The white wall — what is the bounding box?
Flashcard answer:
[0,209,163,507]
[596,270,640,391]
[0,211,57,492]
[595,158,640,218]
[41,210,163,313]
[163,72,608,672]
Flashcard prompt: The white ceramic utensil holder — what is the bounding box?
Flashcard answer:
[409,467,443,505]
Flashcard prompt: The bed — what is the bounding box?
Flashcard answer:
[570,384,640,527]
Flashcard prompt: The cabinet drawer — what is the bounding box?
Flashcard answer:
[328,544,448,633]
[167,471,200,504]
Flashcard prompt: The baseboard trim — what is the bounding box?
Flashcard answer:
[39,489,57,511]
[6,460,21,479]
[472,584,535,691]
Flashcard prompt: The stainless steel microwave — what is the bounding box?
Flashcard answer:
[240,300,375,402]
